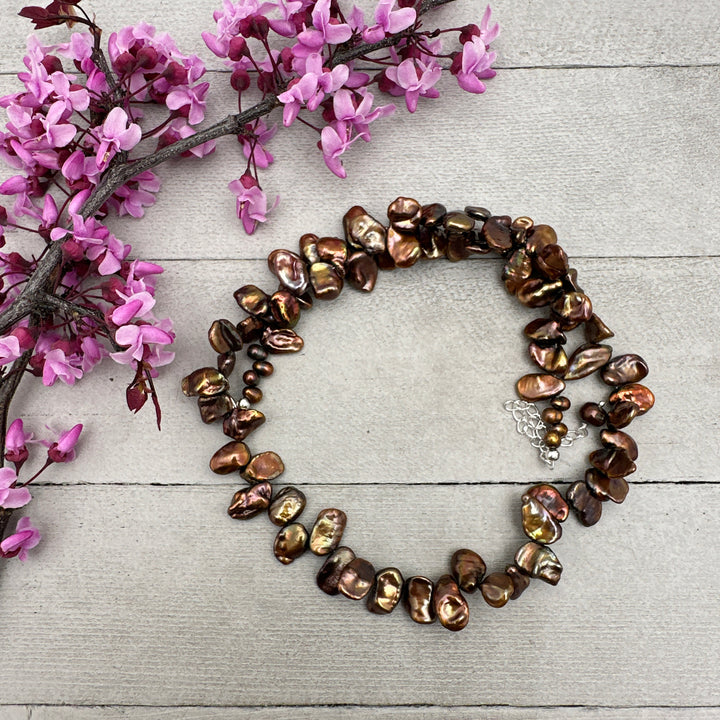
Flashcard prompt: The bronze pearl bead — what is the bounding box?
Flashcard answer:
[309,508,347,555]
[317,546,356,595]
[433,574,470,631]
[480,572,514,608]
[273,523,308,564]
[268,486,307,526]
[242,370,259,387]
[243,386,262,403]
[242,451,285,483]
[227,481,272,520]
[253,360,273,377]
[367,567,404,614]
[403,576,436,624]
[338,557,376,600]
[209,441,251,475]
[566,480,603,526]
[450,548,486,593]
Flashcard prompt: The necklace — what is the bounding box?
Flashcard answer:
[182,198,653,632]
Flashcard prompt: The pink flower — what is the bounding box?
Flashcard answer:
[109,171,161,218]
[478,5,500,45]
[384,58,442,113]
[95,107,142,171]
[42,347,83,386]
[452,35,496,94]
[5,418,34,467]
[268,0,305,37]
[47,423,83,463]
[320,122,358,178]
[80,336,107,373]
[228,174,276,233]
[239,119,276,169]
[0,516,41,561]
[0,467,31,509]
[299,0,352,47]
[36,101,77,149]
[166,81,210,125]
[332,88,395,141]
[111,323,175,365]
[111,290,156,325]
[362,0,417,43]
[0,335,22,366]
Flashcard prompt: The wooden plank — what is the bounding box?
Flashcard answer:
[0,483,718,706]
[2,66,717,261]
[2,0,720,72]
[9,256,719,487]
[11,705,720,719]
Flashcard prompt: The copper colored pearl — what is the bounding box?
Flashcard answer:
[450,549,486,593]
[262,328,304,354]
[516,373,566,401]
[525,224,557,255]
[515,541,562,585]
[606,400,638,429]
[433,575,470,631]
[343,206,387,254]
[589,447,636,478]
[338,557,376,600]
[209,441,251,474]
[208,319,243,354]
[524,318,566,346]
[387,227,422,268]
[268,249,309,295]
[182,367,229,397]
[269,290,300,328]
[387,196,421,231]
[268,486,306,526]
[243,387,262,403]
[567,481,602,526]
[274,523,308,564]
[552,291,593,330]
[521,494,562,544]
[309,262,343,300]
[480,572,514,608]
[309,508,347,555]
[367,568,404,614]
[601,429,638,460]
[580,402,606,427]
[234,284,269,316]
[223,408,265,440]
[602,353,649,386]
[609,383,655,414]
[585,468,629,504]
[243,451,284,483]
[529,343,568,375]
[481,216,513,252]
[347,251,378,292]
[506,565,530,600]
[227,481,272,520]
[564,343,613,381]
[527,484,569,521]
[317,546,355,595]
[404,576,435,624]
[198,394,235,423]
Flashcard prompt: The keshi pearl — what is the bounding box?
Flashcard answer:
[609,383,654,414]
[273,522,308,564]
[421,203,447,227]
[418,225,448,259]
[217,352,236,376]
[514,541,563,585]
[376,249,396,270]
[242,370,258,386]
[309,508,347,555]
[208,319,243,353]
[233,284,269,316]
[542,408,563,425]
[524,318,567,346]
[564,267,583,293]
[198,393,235,423]
[433,574,470,631]
[269,290,300,328]
[527,484,569,522]
[247,343,267,360]
[585,313,615,343]
[403,576,436,624]
[601,429,638,460]
[299,233,321,264]
[343,206,387,254]
[525,224,557,255]
[227,481,272,520]
[585,468,630,504]
[262,328,304,353]
[243,386,262,403]
[522,494,562,544]
[517,278,564,308]
[590,447,636,478]
[237,316,265,342]
[268,249,309,295]
[253,360,273,377]
[516,373,566,401]
[309,261,343,300]
[347,251,378,292]
[444,211,474,233]
[317,236,348,275]
[601,353,649,386]
[444,212,474,262]
[242,451,284,483]
[580,402,607,426]
[317,546,355,595]
[445,230,470,262]
[387,227,422,267]
[464,206,491,221]
[566,480,602,526]
[480,572,514,607]
[209,441,251,474]
[297,291,314,309]
[338,557,376,600]
[535,243,569,280]
[481,216,513,252]
[511,216,534,243]
[506,565,531,599]
[551,395,571,411]
[551,291,593,330]
[564,343,613,381]
[268,486,307,526]
[450,549,486,593]
[503,249,533,294]
[529,343,568,375]
[387,196,421,231]
[606,400,639,428]
[367,567,404,614]
[182,367,229,397]
[222,407,265,440]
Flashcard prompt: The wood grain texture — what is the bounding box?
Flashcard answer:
[10,257,719,487]
[2,0,720,73]
[0,484,718,707]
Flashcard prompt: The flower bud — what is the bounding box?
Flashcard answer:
[230,68,251,93]
[228,37,249,61]
[114,51,136,75]
[47,424,83,464]
[136,46,158,69]
[162,61,188,85]
[459,23,481,44]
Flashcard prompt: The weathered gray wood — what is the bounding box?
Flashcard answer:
[0,484,718,706]
[10,705,720,719]
[3,0,720,72]
[9,256,718,487]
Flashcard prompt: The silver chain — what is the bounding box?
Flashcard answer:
[503,399,588,469]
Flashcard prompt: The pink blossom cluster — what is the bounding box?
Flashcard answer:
[203,0,499,232]
[0,418,83,562]
[0,13,219,415]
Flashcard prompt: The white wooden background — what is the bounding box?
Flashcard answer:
[1,0,719,717]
